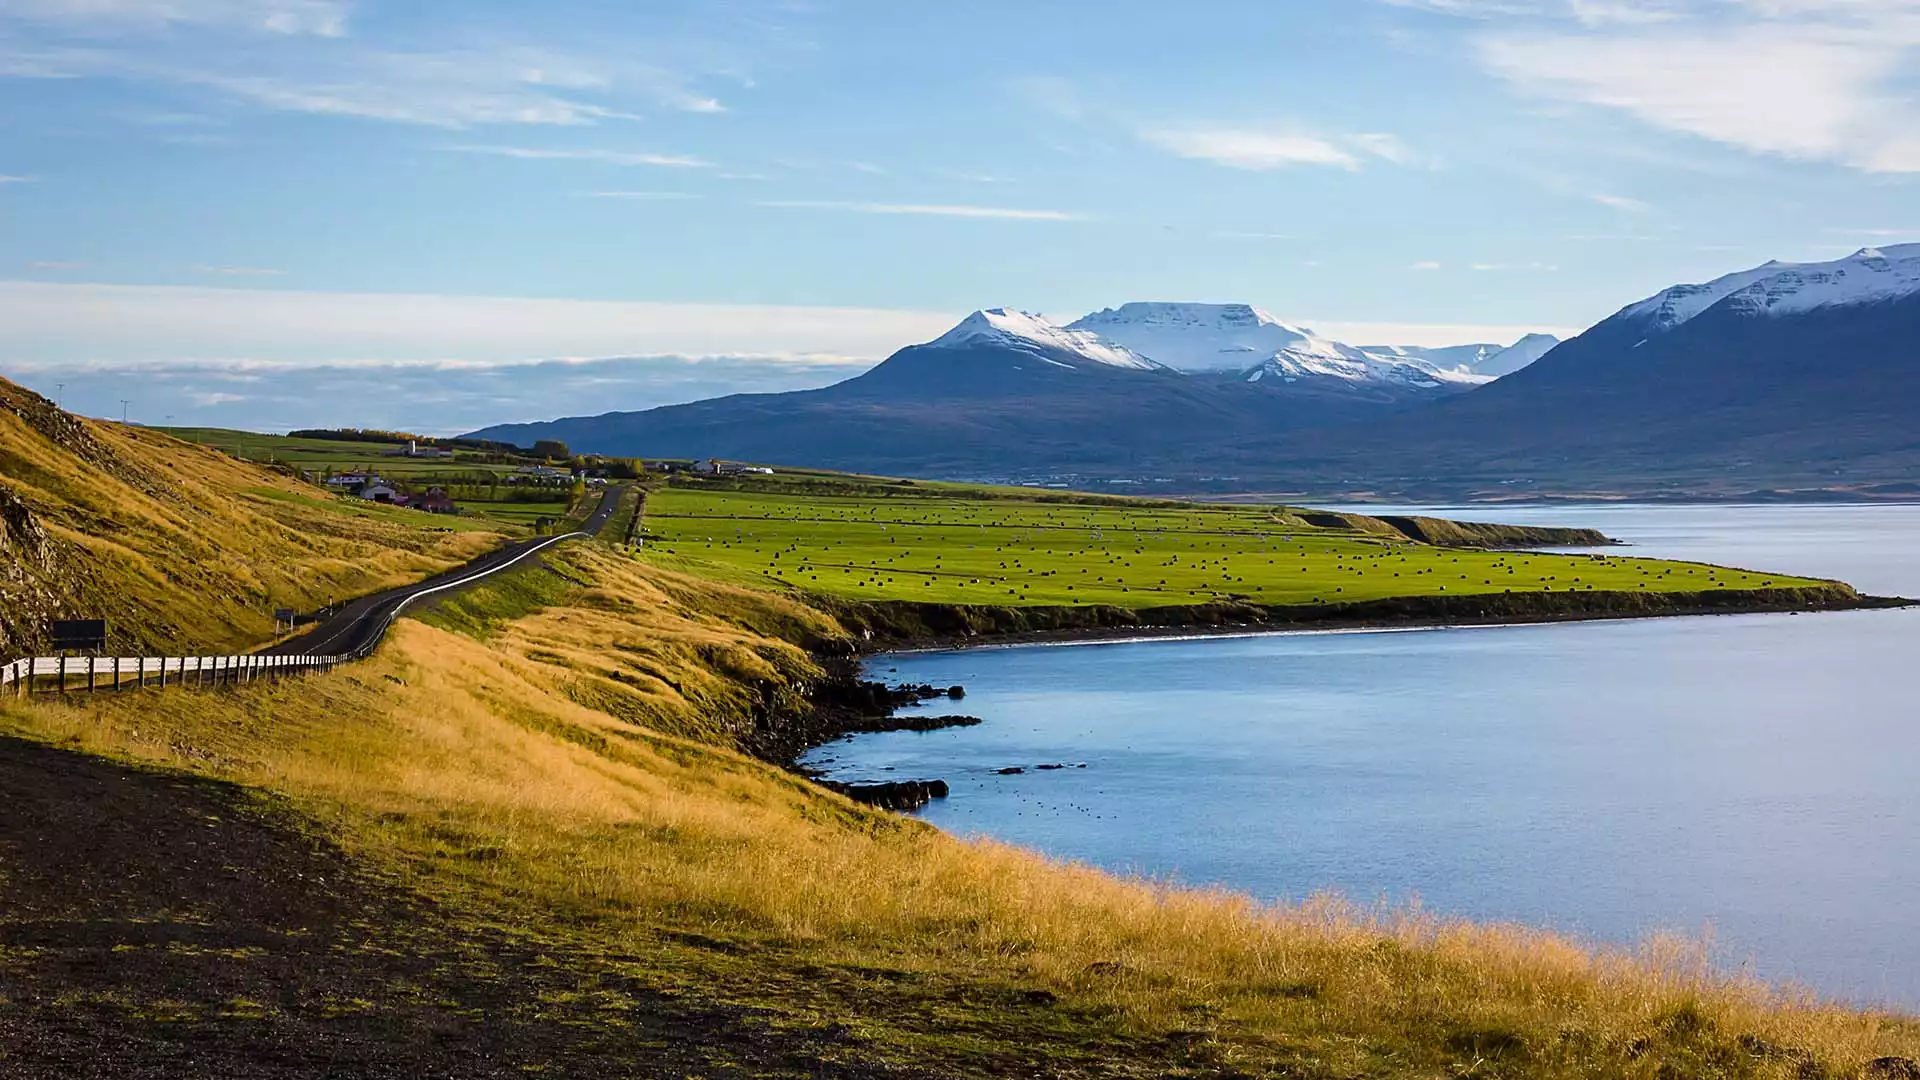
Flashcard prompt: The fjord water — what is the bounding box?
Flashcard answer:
[802,504,1920,1007]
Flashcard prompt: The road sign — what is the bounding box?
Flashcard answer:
[49,619,106,651]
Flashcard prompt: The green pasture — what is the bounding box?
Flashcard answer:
[639,485,1826,609]
[171,427,583,528]
[459,498,571,527]
[238,486,507,533]
[161,427,537,480]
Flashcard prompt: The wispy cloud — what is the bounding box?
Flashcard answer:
[1378,0,1543,16]
[26,260,84,270]
[1824,226,1920,239]
[1401,0,1920,173]
[450,145,710,167]
[189,390,249,406]
[1410,260,1445,270]
[0,175,36,183]
[195,265,287,276]
[755,200,1082,221]
[0,6,751,128]
[580,190,702,200]
[1143,128,1360,170]
[1141,126,1417,171]
[1589,192,1650,211]
[4,0,351,37]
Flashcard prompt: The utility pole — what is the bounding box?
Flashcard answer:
[55,383,65,411]
[119,399,129,424]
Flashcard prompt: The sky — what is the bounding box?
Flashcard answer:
[1,0,1916,433]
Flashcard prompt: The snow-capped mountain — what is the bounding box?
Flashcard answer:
[1616,244,1920,330]
[1065,302,1487,389]
[1230,242,1920,495]
[1365,333,1562,379]
[928,308,1163,371]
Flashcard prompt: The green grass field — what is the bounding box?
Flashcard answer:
[457,498,571,527]
[640,483,1828,608]
[165,427,580,528]
[161,427,541,480]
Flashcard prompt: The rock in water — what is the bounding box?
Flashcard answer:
[822,779,950,811]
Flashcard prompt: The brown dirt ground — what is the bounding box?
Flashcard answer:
[0,735,952,1080]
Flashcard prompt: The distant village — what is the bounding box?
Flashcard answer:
[314,437,773,515]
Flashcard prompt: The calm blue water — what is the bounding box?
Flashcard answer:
[802,504,1920,1007]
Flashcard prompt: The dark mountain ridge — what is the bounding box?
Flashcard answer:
[472,322,1456,477]
[468,252,1920,497]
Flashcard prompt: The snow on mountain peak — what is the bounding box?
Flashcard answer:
[1073,301,1300,333]
[929,308,1161,370]
[919,302,1557,391]
[1621,244,1920,330]
[1067,302,1347,374]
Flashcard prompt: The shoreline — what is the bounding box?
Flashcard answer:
[863,600,1913,656]
[822,584,1908,657]
[783,585,1914,767]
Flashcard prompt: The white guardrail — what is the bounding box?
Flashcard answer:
[0,522,599,697]
[1,653,339,694]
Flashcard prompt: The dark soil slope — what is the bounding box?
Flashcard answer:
[0,737,930,1079]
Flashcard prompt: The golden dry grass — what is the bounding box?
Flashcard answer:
[3,544,1914,1077]
[0,379,508,655]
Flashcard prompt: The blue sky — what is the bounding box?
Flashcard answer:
[1,0,1916,432]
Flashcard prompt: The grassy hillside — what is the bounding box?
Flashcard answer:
[639,479,1832,611]
[3,544,1915,1077]
[0,378,508,657]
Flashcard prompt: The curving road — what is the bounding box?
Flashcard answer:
[262,484,627,660]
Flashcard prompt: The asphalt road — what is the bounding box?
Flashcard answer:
[262,484,627,660]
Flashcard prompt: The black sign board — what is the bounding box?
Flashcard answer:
[49,619,107,651]
[274,608,297,622]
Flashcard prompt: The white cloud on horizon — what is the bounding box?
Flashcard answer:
[0,280,1582,374]
[0,281,1587,433]
[0,281,960,369]
[0,354,877,435]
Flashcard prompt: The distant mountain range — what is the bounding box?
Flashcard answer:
[468,245,1920,498]
[469,304,1557,477]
